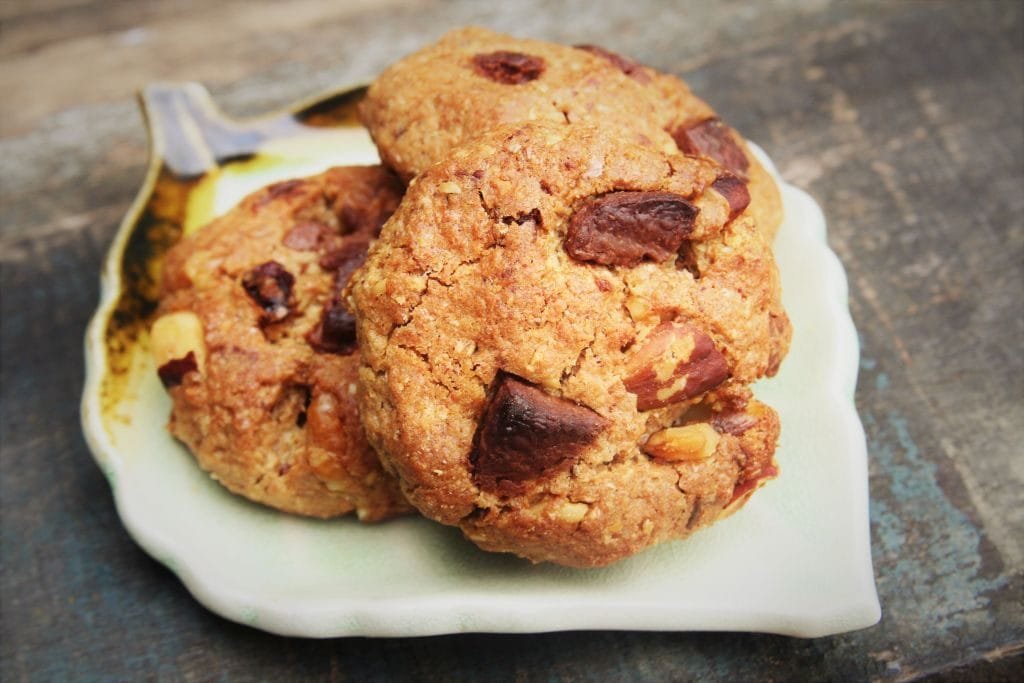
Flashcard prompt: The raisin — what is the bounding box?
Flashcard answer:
[242,261,294,325]
[307,300,357,355]
[564,191,698,267]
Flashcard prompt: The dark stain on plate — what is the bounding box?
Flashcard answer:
[100,82,366,419]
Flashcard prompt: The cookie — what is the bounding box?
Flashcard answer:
[349,123,790,565]
[359,26,783,238]
[152,165,412,520]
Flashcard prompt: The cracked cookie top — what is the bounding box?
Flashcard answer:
[358,26,783,238]
[349,123,790,566]
[153,165,412,520]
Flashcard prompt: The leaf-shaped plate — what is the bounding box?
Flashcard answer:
[81,82,880,638]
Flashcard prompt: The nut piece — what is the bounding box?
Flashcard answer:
[623,321,729,411]
[724,462,780,513]
[564,191,699,267]
[556,501,590,524]
[642,423,721,462]
[472,51,546,84]
[471,373,607,495]
[711,403,767,436]
[672,118,750,180]
[151,311,207,377]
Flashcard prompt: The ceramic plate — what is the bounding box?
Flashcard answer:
[81,82,880,638]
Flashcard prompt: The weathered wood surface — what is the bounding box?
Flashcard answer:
[2,0,1021,680]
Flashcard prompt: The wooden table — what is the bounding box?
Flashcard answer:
[2,0,1021,679]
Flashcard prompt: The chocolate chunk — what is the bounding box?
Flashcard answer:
[306,300,357,355]
[338,196,398,238]
[242,261,294,325]
[624,322,729,411]
[253,179,306,211]
[675,242,700,279]
[283,220,333,251]
[157,351,197,388]
[575,44,651,83]
[711,175,751,218]
[672,118,750,180]
[564,191,698,267]
[307,238,371,355]
[471,373,607,494]
[267,179,305,198]
[319,237,370,286]
[472,51,546,84]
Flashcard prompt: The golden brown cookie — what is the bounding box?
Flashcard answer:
[349,123,789,565]
[359,26,783,238]
[152,165,412,520]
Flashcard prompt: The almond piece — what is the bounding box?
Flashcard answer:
[623,321,729,411]
[151,311,206,376]
[642,423,721,462]
[556,501,590,524]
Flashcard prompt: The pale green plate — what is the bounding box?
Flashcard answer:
[81,82,880,638]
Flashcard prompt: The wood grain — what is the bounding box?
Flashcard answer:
[2,0,1022,680]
